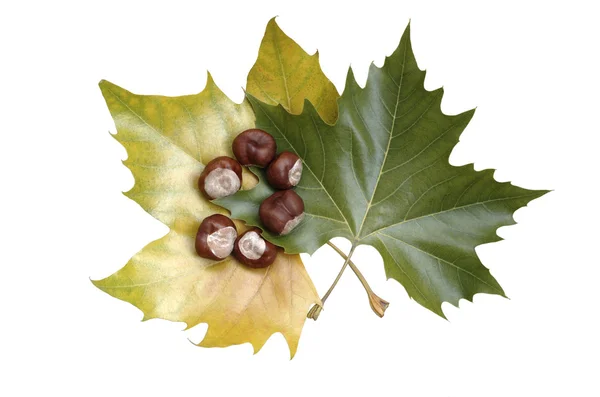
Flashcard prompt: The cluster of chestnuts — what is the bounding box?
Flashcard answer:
[194,129,305,268]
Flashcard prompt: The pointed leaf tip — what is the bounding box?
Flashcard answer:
[246,17,339,124]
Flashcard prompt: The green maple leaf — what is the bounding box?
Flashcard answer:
[217,24,548,317]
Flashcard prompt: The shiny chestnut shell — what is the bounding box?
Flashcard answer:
[232,129,277,167]
[233,227,277,268]
[198,156,242,200]
[266,151,303,189]
[259,190,305,235]
[195,214,238,260]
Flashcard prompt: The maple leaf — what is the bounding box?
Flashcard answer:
[216,24,548,317]
[93,76,319,357]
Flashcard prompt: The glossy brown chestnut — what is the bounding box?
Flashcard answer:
[259,190,305,235]
[233,227,277,268]
[266,151,303,189]
[232,129,276,167]
[195,214,238,260]
[198,156,242,200]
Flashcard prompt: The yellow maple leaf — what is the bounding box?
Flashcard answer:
[93,75,319,357]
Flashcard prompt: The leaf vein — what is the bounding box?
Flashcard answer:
[377,232,502,293]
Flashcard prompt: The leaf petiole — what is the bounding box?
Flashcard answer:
[307,242,389,320]
[327,242,390,318]
[307,244,355,320]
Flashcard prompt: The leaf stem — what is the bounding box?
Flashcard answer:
[327,241,389,317]
[307,244,355,320]
[307,242,389,320]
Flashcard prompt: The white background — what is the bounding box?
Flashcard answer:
[1,1,599,396]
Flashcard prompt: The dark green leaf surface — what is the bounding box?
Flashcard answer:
[217,25,548,316]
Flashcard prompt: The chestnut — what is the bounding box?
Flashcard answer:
[266,151,303,189]
[195,214,238,260]
[259,190,305,235]
[233,227,277,268]
[232,129,276,167]
[198,156,242,200]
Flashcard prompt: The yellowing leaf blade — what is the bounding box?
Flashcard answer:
[95,76,319,356]
[247,18,339,124]
[93,235,318,358]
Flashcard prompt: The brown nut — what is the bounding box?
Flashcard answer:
[198,156,242,200]
[266,151,303,189]
[195,214,238,260]
[259,190,305,235]
[232,129,276,167]
[233,227,277,268]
